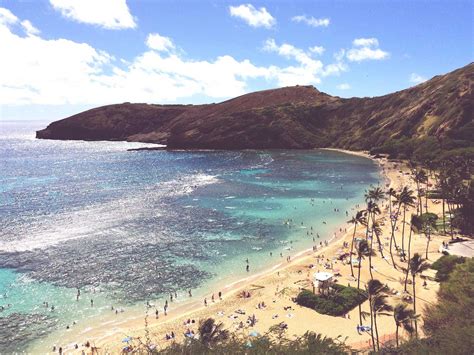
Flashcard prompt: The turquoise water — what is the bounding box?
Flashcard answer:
[0,121,381,352]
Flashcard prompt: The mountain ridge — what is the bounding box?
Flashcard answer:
[36,63,473,160]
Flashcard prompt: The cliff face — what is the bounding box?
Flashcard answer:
[36,63,473,152]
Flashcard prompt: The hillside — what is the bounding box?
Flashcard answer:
[37,63,474,160]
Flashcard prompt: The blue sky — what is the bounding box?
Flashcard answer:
[0,0,472,121]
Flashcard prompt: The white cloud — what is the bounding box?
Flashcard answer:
[309,46,325,55]
[146,33,174,52]
[49,0,136,29]
[337,83,350,90]
[346,37,389,62]
[0,8,355,107]
[409,73,427,84]
[21,20,40,36]
[352,37,378,47]
[0,7,18,25]
[263,39,346,86]
[291,15,330,27]
[229,4,275,28]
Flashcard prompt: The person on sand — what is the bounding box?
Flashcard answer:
[218,291,222,300]
[155,309,159,319]
[204,298,207,306]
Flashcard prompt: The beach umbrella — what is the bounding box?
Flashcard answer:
[122,336,132,343]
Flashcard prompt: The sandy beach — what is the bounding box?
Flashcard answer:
[39,151,451,354]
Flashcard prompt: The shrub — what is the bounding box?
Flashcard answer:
[431,255,466,282]
[295,284,367,316]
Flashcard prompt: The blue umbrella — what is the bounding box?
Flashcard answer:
[122,336,132,343]
[249,330,260,337]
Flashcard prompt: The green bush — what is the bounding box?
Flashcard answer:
[430,255,466,282]
[295,284,367,316]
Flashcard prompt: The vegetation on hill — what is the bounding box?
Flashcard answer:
[36,63,473,160]
[430,255,466,282]
[386,258,473,354]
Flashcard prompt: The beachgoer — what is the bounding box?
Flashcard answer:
[90,299,93,307]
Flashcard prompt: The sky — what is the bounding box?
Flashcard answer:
[0,0,472,121]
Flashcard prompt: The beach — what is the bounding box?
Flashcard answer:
[35,150,451,354]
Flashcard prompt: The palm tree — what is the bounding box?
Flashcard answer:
[393,303,416,347]
[404,215,419,291]
[372,220,384,258]
[366,201,380,280]
[367,187,385,204]
[424,160,435,214]
[409,254,430,338]
[347,210,366,278]
[423,214,438,259]
[198,318,229,347]
[366,279,392,351]
[372,293,393,351]
[387,188,400,269]
[395,187,416,261]
[356,239,370,326]
[413,169,427,216]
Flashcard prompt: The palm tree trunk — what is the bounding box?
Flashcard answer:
[418,182,423,216]
[401,207,406,260]
[357,256,363,326]
[389,231,397,269]
[425,181,429,214]
[413,274,418,338]
[368,234,374,280]
[425,227,431,259]
[396,324,399,348]
[447,202,454,240]
[350,224,357,277]
[442,197,446,234]
[369,295,376,352]
[404,227,413,292]
[374,313,380,351]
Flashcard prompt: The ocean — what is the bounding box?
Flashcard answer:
[0,120,381,352]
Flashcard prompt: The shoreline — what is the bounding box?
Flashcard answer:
[29,148,387,353]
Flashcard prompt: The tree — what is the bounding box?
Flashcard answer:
[372,293,393,351]
[347,210,366,278]
[366,201,380,280]
[421,213,438,259]
[387,188,401,270]
[403,214,418,292]
[356,239,370,326]
[387,187,399,268]
[393,303,416,348]
[409,253,430,338]
[395,187,416,261]
[413,169,427,216]
[366,279,392,351]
